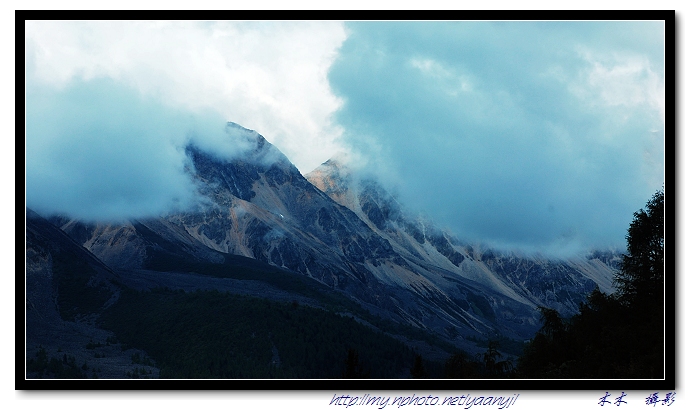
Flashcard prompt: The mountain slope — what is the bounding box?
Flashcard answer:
[47,123,618,354]
[26,209,430,379]
[306,158,619,317]
[25,209,165,379]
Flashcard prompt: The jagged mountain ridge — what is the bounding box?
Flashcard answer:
[306,158,619,316]
[46,122,618,349]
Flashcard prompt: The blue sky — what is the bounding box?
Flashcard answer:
[24,20,665,256]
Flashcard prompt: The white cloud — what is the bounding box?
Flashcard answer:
[409,56,473,96]
[563,47,666,192]
[571,47,665,125]
[25,20,348,173]
[410,57,450,77]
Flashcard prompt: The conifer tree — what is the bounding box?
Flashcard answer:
[410,354,428,378]
[517,188,665,378]
[614,189,664,309]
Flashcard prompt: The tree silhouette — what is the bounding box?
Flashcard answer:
[410,354,429,378]
[535,307,565,341]
[481,340,500,375]
[481,341,514,377]
[444,351,478,378]
[614,189,664,309]
[342,348,370,379]
[517,188,665,378]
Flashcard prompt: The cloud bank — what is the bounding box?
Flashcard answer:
[328,21,665,255]
[25,76,240,221]
[24,20,665,255]
[25,20,347,221]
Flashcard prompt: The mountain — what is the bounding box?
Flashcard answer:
[25,209,165,378]
[29,122,620,374]
[306,158,619,316]
[26,208,118,323]
[25,208,419,379]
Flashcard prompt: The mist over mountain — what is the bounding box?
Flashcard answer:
[306,156,620,312]
[25,21,664,256]
[25,122,623,380]
[22,19,666,381]
[329,21,664,257]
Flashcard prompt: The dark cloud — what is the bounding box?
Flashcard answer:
[329,21,664,256]
[24,21,665,256]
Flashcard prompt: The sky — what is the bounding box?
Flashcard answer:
[24,19,665,256]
